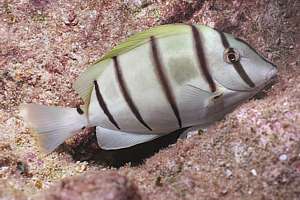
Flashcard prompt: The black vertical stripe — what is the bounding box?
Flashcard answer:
[219,31,230,48]
[93,80,120,129]
[76,106,84,115]
[231,60,255,88]
[113,56,152,131]
[218,31,256,88]
[150,36,182,128]
[190,25,216,93]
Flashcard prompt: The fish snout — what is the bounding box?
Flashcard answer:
[265,67,278,81]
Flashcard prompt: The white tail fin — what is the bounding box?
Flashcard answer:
[20,104,87,154]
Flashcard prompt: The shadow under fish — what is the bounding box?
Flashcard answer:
[70,127,189,168]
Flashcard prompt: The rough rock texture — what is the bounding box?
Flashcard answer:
[34,171,141,200]
[0,143,30,200]
[0,0,299,199]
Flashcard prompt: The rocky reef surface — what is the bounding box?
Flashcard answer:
[0,0,299,199]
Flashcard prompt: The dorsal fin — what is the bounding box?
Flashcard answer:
[73,24,191,111]
[100,24,190,61]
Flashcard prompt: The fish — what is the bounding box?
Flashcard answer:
[20,24,277,153]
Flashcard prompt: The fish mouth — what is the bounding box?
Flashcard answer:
[245,67,278,92]
[250,68,278,99]
[266,67,278,81]
[256,67,278,91]
[251,77,277,100]
[257,72,278,92]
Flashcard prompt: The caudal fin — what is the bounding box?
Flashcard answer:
[20,104,87,154]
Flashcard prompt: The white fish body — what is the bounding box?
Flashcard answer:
[20,24,277,153]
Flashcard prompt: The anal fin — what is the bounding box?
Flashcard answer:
[96,127,162,150]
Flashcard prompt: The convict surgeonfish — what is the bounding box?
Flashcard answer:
[20,24,277,153]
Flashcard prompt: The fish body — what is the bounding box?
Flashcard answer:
[21,24,277,153]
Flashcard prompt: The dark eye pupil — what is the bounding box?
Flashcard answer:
[228,53,236,61]
[224,48,240,64]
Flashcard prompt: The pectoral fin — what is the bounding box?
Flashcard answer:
[95,127,162,150]
[181,83,225,107]
[179,83,212,111]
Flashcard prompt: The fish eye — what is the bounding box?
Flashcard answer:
[224,48,240,64]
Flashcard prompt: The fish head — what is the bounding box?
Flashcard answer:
[211,32,277,92]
